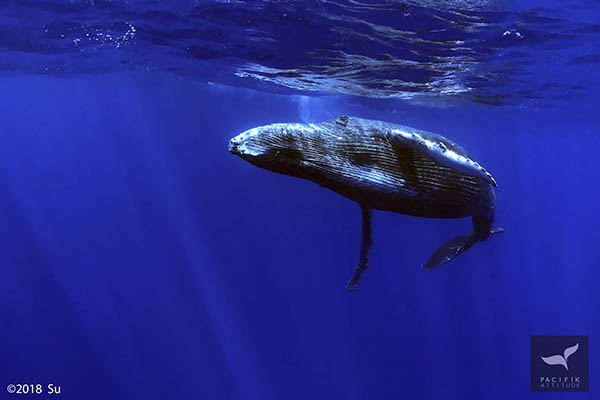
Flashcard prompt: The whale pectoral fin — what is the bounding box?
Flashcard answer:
[421,233,478,271]
[490,227,504,235]
[346,268,363,291]
[346,204,373,291]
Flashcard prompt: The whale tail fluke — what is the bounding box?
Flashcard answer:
[421,233,478,271]
[421,226,503,271]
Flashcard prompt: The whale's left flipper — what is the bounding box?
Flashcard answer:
[346,204,373,291]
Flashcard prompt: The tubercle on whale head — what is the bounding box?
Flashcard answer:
[228,122,310,172]
[228,126,263,157]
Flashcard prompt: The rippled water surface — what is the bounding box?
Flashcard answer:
[2,0,600,105]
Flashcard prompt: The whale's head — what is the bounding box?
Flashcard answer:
[229,122,316,175]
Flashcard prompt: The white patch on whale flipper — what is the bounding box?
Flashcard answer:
[390,127,497,187]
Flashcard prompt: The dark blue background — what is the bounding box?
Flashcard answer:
[0,72,598,399]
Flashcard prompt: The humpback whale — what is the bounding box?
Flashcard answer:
[229,116,503,290]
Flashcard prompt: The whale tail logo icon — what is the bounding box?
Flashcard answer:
[541,343,579,370]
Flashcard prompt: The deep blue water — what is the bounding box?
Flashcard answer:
[1,1,599,399]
